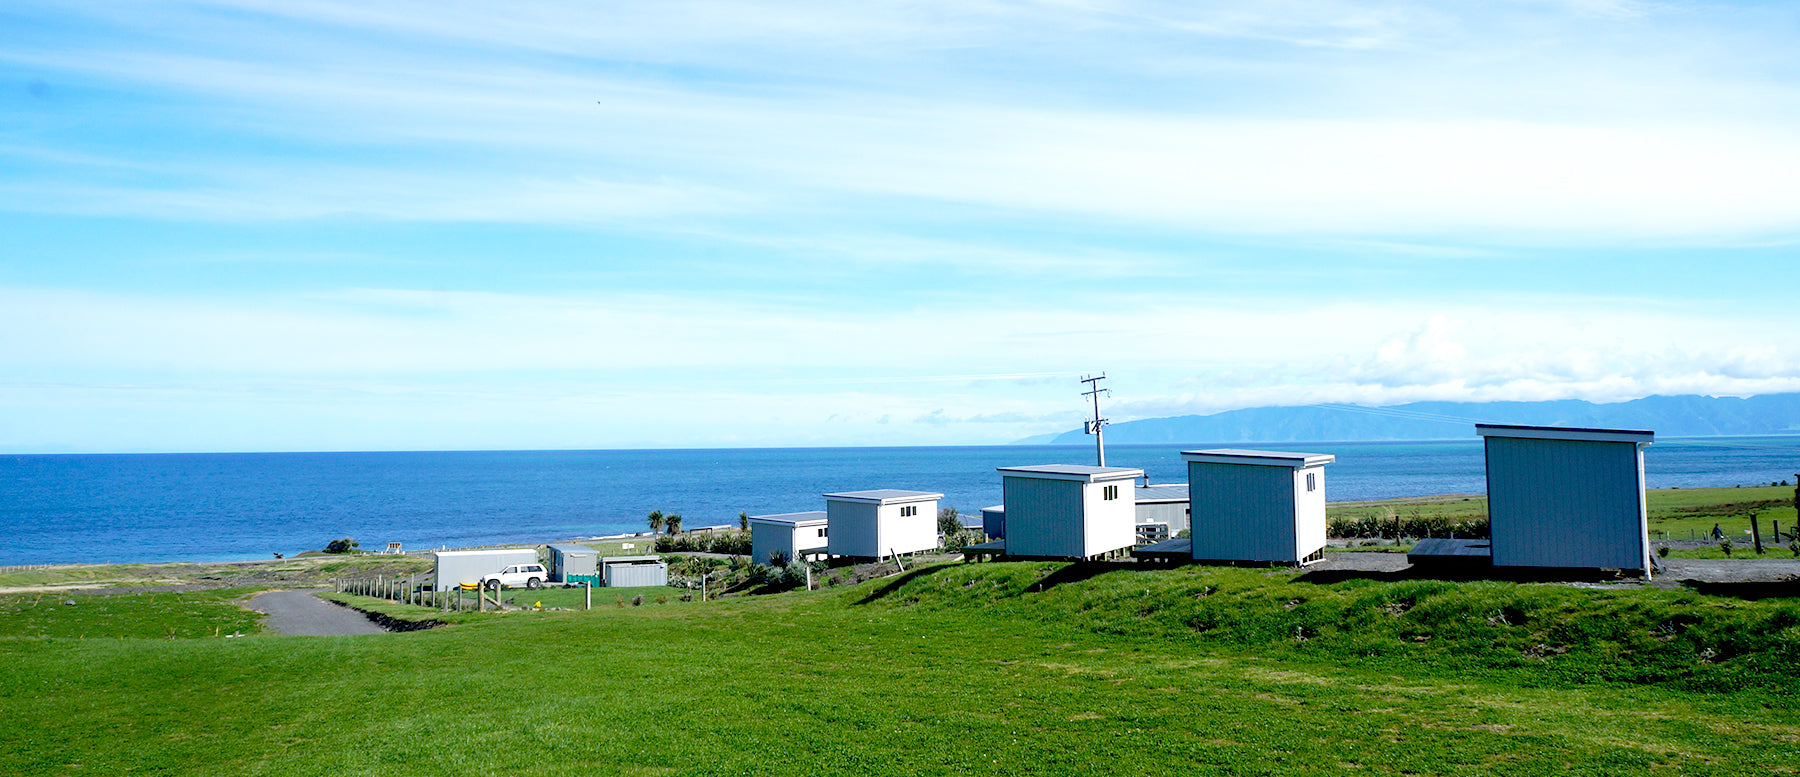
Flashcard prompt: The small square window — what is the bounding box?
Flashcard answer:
[1306,472,1316,492]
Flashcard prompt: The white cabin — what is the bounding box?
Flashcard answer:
[995,465,1143,559]
[823,490,942,559]
[1183,449,1334,565]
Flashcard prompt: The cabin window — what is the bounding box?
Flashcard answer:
[818,528,827,537]
[1103,485,1119,500]
[1306,472,1316,492]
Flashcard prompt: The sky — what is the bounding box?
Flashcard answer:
[3,0,1799,453]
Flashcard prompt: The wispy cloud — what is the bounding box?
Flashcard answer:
[5,1,1800,451]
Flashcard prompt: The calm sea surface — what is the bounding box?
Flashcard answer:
[3,437,1797,565]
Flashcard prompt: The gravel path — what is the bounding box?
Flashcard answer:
[244,589,388,636]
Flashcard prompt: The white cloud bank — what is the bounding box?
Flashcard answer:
[2,287,1795,450]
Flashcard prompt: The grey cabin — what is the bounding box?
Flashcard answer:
[1183,449,1334,565]
[995,465,1143,559]
[748,510,829,566]
[1478,423,1654,576]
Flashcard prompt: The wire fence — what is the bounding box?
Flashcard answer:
[334,574,592,612]
[0,564,70,574]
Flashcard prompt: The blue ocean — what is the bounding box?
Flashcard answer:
[3,437,1797,565]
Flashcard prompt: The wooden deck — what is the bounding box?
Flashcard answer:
[1406,538,1493,567]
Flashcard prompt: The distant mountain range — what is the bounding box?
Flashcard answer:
[1018,393,1800,445]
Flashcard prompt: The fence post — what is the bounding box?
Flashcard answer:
[585,582,591,611]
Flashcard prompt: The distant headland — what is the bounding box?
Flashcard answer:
[1017,393,1800,445]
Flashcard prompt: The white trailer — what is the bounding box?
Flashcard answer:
[434,548,538,590]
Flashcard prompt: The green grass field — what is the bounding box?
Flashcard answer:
[4,558,1798,776]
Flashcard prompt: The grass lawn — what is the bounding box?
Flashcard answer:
[1645,486,1797,542]
[4,560,1797,776]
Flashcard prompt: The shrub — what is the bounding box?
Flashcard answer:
[938,507,963,537]
[323,538,359,554]
[1327,512,1489,540]
[1657,546,1671,558]
[941,528,985,553]
[654,530,752,556]
[1720,539,1733,557]
[631,594,644,606]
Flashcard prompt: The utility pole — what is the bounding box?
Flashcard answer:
[1080,374,1110,467]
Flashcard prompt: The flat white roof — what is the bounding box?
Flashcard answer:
[548,543,597,554]
[749,510,828,526]
[1181,449,1336,467]
[823,489,944,504]
[1475,423,1654,444]
[433,548,535,558]
[997,464,1145,482]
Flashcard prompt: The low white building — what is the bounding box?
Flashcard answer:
[824,489,942,560]
[996,465,1143,559]
[1183,449,1334,565]
[1134,483,1191,542]
[748,511,830,566]
[1478,424,1653,575]
[433,548,538,590]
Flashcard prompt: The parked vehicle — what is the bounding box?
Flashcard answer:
[480,563,548,590]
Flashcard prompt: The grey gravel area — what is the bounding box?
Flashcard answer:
[1308,552,1414,574]
[244,589,388,636]
[1661,557,1800,583]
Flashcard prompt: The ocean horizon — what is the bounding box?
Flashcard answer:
[4,435,1797,567]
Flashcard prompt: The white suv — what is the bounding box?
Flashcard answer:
[480,563,548,590]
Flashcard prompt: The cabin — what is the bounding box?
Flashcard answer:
[600,555,669,588]
[995,465,1143,559]
[823,489,942,560]
[980,505,1006,539]
[547,543,600,585]
[1183,449,1335,565]
[1477,424,1654,576]
[748,511,830,566]
[1134,483,1191,542]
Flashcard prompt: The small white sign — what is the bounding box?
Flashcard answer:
[621,543,635,549]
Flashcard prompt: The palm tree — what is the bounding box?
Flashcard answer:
[647,510,665,534]
[666,513,683,535]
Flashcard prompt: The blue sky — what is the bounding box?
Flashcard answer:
[3,0,1798,452]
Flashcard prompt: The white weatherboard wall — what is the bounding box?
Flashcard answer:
[998,465,1142,559]
[824,490,942,559]
[1478,424,1653,574]
[434,548,538,589]
[749,511,829,566]
[1183,450,1334,564]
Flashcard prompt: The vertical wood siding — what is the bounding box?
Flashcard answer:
[1486,437,1647,570]
[1188,461,1299,562]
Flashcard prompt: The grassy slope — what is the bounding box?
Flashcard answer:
[3,561,1798,776]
